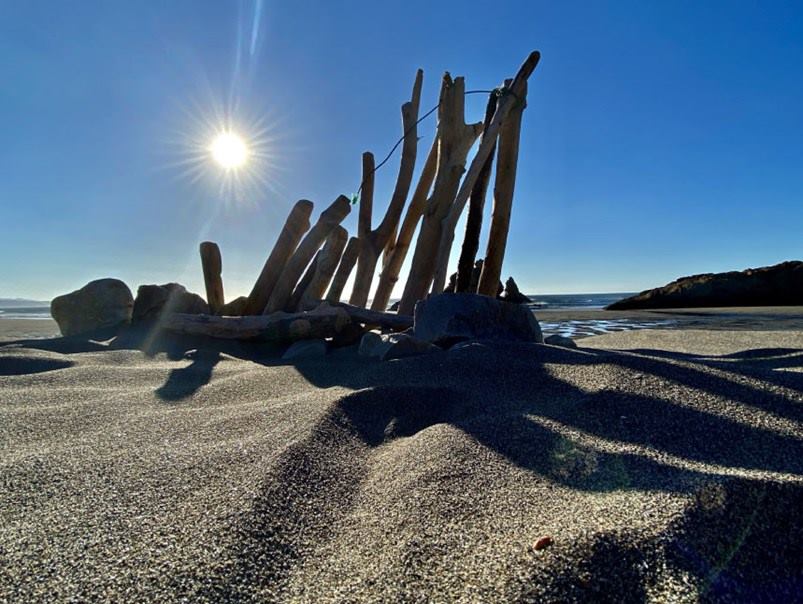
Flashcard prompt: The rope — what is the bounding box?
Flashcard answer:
[351,87,518,203]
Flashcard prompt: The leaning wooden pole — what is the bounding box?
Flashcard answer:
[478,79,528,296]
[370,136,438,311]
[199,241,225,314]
[243,200,314,315]
[264,195,351,314]
[348,151,375,306]
[455,91,498,292]
[350,69,423,308]
[299,225,348,310]
[430,51,540,295]
[326,236,361,303]
[397,74,482,315]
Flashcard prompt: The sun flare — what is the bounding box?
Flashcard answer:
[209,132,249,169]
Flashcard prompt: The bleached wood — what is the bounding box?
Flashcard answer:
[478,79,528,296]
[326,236,361,303]
[370,136,438,311]
[244,200,314,315]
[299,226,348,310]
[350,69,423,308]
[199,241,225,314]
[397,74,482,315]
[430,51,540,294]
[455,91,498,292]
[162,305,351,342]
[264,195,352,314]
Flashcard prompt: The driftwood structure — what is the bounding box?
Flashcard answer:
[189,51,539,338]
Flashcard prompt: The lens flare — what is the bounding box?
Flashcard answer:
[210,132,249,169]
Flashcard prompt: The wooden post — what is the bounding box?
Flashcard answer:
[397,74,483,315]
[370,136,438,311]
[349,151,375,306]
[326,236,361,303]
[264,195,352,314]
[287,252,320,312]
[430,51,540,295]
[455,92,498,292]
[478,79,528,296]
[350,70,423,308]
[199,241,225,314]
[298,225,348,310]
[243,200,314,315]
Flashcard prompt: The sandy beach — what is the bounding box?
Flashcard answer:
[1,310,801,602]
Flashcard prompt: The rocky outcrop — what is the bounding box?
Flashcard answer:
[607,261,803,310]
[219,296,248,316]
[50,278,133,336]
[413,293,543,347]
[132,283,209,323]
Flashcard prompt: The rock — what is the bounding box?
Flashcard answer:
[50,278,133,337]
[219,296,248,316]
[330,322,366,348]
[413,293,543,347]
[500,277,531,304]
[132,283,209,322]
[448,340,491,352]
[358,331,383,358]
[358,331,439,361]
[544,334,578,349]
[607,260,803,310]
[281,339,327,360]
[387,300,401,312]
[533,536,554,551]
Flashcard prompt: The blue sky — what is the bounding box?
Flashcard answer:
[1,0,801,300]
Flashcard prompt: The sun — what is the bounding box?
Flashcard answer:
[209,132,249,169]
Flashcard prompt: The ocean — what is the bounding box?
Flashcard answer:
[0,305,52,320]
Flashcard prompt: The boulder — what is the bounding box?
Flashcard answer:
[500,277,531,304]
[132,283,209,323]
[219,296,248,316]
[282,339,327,360]
[607,261,803,310]
[330,322,366,348]
[50,278,133,337]
[544,334,578,349]
[413,293,543,347]
[358,331,439,361]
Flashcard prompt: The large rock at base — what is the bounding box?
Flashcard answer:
[544,334,578,349]
[413,293,543,346]
[132,283,209,323]
[607,261,803,310]
[500,277,531,304]
[50,278,133,336]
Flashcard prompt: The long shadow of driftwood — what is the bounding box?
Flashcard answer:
[193,343,803,601]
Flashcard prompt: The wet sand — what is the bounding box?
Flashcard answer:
[1,322,801,602]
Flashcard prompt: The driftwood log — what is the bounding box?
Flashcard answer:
[162,305,352,341]
[329,302,413,330]
[430,51,540,295]
[478,78,528,296]
[350,70,423,308]
[264,195,352,314]
[243,200,314,315]
[199,241,225,314]
[455,92,498,292]
[397,74,483,315]
[371,136,438,311]
[326,236,361,303]
[161,303,410,341]
[287,252,320,312]
[299,225,348,310]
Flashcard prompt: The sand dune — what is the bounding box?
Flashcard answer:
[1,329,801,602]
